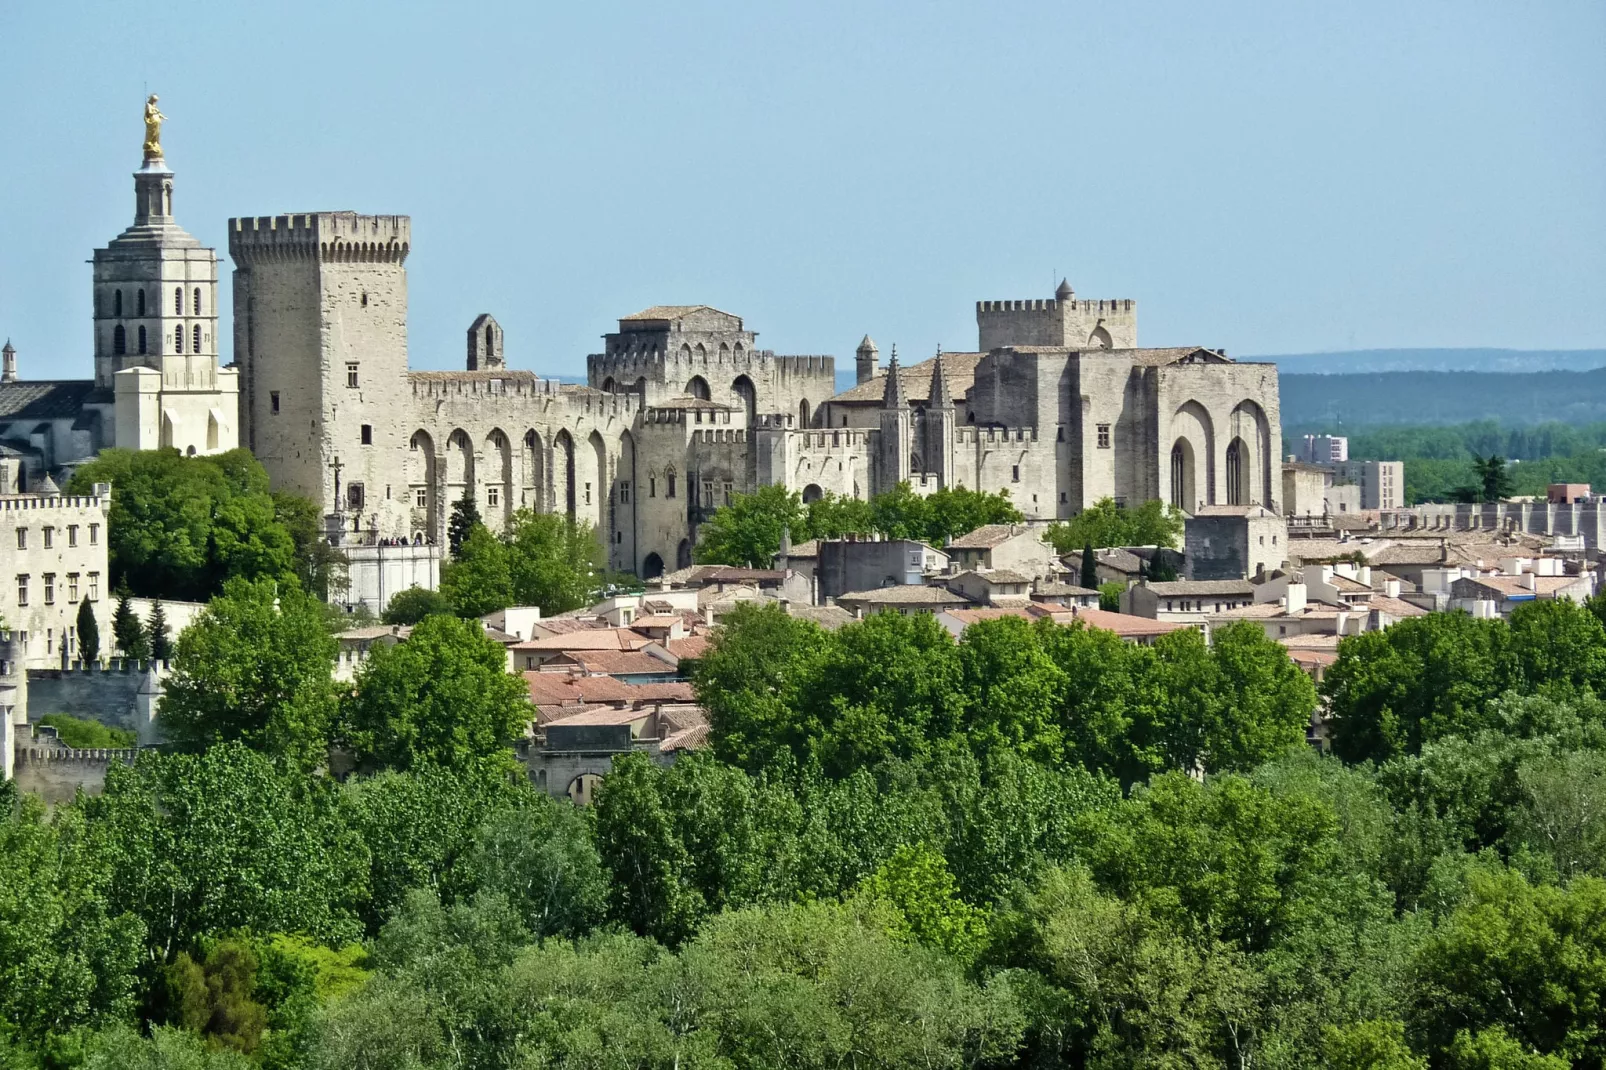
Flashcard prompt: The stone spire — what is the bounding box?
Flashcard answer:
[928,346,952,409]
[881,344,905,409]
[1055,278,1074,302]
[855,334,880,385]
[1,340,14,384]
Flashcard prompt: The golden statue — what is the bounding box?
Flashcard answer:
[143,94,166,160]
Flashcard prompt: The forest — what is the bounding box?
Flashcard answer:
[5,583,1606,1069]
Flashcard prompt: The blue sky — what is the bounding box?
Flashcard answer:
[1,0,1602,381]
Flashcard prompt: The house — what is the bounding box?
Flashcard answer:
[1184,506,1287,581]
[945,522,1061,580]
[334,625,409,682]
[524,702,708,804]
[1031,581,1101,609]
[1449,572,1595,618]
[944,569,1032,607]
[1122,579,1255,632]
[934,603,1186,645]
[834,585,973,617]
[816,536,948,604]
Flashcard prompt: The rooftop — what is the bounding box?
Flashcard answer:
[1144,580,1256,597]
[948,524,1028,549]
[836,585,974,605]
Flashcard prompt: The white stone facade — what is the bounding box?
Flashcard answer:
[0,461,113,670]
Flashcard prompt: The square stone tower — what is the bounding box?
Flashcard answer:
[228,213,413,538]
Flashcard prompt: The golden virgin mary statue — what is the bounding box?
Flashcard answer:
[143,95,166,161]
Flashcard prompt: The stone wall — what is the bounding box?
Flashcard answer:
[10,743,136,805]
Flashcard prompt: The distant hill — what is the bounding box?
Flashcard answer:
[1281,367,1606,428]
[1253,348,1606,375]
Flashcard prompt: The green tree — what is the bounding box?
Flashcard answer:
[1324,613,1511,763]
[162,940,268,1055]
[1409,867,1606,1067]
[694,602,829,772]
[1080,542,1097,589]
[1098,581,1124,611]
[381,585,452,625]
[694,484,807,567]
[344,613,533,772]
[66,448,301,602]
[958,615,1066,763]
[868,481,933,541]
[855,842,989,964]
[82,1024,257,1069]
[1197,621,1319,772]
[1047,496,1185,554]
[919,484,1024,543]
[504,509,603,613]
[1322,1020,1428,1070]
[804,490,876,539]
[1505,598,1606,696]
[446,494,481,558]
[84,743,368,962]
[146,599,172,662]
[76,596,100,664]
[590,752,705,945]
[438,523,511,618]
[111,588,149,662]
[158,577,339,769]
[272,491,348,602]
[0,797,145,1046]
[1473,454,1515,503]
[469,799,608,939]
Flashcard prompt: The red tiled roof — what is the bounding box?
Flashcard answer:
[666,635,712,659]
[563,650,678,675]
[512,629,648,652]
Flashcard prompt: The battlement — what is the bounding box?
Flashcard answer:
[769,355,835,376]
[0,490,111,513]
[690,428,750,444]
[409,373,564,400]
[976,298,1134,313]
[228,213,411,264]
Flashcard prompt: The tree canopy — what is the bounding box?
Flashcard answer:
[66,448,323,603]
[1046,496,1185,553]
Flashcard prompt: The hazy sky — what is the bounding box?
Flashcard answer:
[2,0,1602,382]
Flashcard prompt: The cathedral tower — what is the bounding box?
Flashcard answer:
[923,349,955,487]
[94,96,236,454]
[877,346,911,493]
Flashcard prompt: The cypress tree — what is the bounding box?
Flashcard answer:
[147,599,173,662]
[1080,542,1098,590]
[112,589,150,661]
[447,494,482,558]
[76,596,100,664]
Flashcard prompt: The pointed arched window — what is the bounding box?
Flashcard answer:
[113,290,123,317]
[137,290,146,317]
[112,325,126,355]
[137,325,147,355]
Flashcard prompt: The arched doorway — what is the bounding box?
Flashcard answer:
[802,483,824,504]
[522,430,544,511]
[686,376,711,400]
[642,552,664,578]
[410,430,438,535]
[676,538,692,570]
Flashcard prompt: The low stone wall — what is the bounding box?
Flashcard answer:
[10,744,137,805]
[26,660,166,742]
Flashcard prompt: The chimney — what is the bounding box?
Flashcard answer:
[1521,572,1536,591]
[1284,581,1307,615]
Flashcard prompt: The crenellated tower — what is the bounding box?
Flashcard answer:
[976,278,1137,351]
[228,212,413,538]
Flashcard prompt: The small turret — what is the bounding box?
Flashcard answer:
[928,347,952,410]
[855,334,879,385]
[467,314,505,371]
[881,345,905,409]
[1055,278,1074,302]
[1,341,15,384]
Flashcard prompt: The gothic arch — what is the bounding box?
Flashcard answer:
[446,429,475,508]
[731,374,757,427]
[587,429,608,533]
[616,429,637,571]
[686,376,711,400]
[799,399,811,428]
[642,552,665,579]
[1088,325,1113,349]
[802,483,824,504]
[553,429,576,517]
[1170,401,1216,507]
[410,430,439,535]
[522,430,545,511]
[601,376,615,393]
[485,429,513,528]
[1225,437,1249,506]
[1227,400,1274,507]
[676,538,693,570]
[1169,438,1196,513]
[695,342,707,364]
